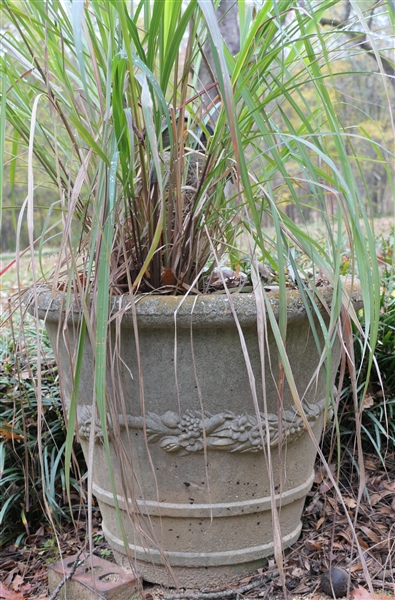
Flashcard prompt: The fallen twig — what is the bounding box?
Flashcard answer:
[49,547,85,600]
[163,576,268,600]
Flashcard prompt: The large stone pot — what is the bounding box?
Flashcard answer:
[30,283,362,587]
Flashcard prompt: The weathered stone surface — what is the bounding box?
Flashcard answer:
[30,282,363,588]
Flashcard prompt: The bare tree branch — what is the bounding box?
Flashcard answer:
[163,574,269,600]
[320,16,395,85]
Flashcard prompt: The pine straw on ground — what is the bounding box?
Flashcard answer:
[0,451,394,600]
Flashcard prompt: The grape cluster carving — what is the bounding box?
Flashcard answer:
[77,398,329,455]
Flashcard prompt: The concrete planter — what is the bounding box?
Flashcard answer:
[30,283,362,588]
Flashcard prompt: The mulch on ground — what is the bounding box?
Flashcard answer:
[1,451,394,599]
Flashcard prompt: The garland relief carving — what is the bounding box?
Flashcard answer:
[77,397,330,455]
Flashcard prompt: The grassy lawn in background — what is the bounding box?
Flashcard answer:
[0,250,60,317]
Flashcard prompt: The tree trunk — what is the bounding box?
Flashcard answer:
[198,0,240,118]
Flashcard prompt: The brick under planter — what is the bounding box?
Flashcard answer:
[47,553,140,600]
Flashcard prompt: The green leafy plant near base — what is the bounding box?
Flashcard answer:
[0,321,86,546]
[338,254,395,459]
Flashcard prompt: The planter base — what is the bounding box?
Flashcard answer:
[111,523,301,588]
[93,471,313,587]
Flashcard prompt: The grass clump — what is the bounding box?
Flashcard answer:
[337,230,395,459]
[0,319,86,546]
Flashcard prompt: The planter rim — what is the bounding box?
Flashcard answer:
[26,277,363,327]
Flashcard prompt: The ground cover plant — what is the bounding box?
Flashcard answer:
[0,318,86,547]
[337,246,395,460]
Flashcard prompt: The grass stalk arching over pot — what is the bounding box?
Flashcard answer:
[1,0,393,590]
